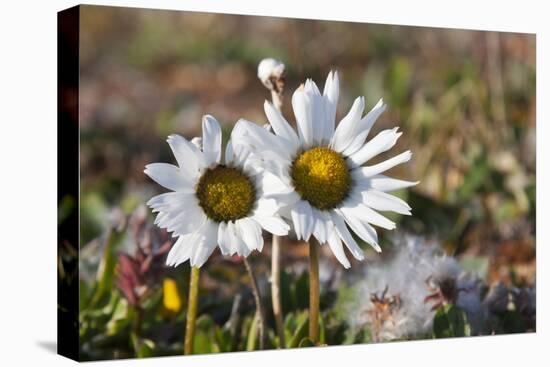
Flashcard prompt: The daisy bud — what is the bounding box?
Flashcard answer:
[257,58,285,92]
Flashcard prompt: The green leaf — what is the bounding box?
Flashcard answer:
[214,326,232,352]
[319,313,326,345]
[288,311,309,348]
[246,314,259,351]
[106,298,130,336]
[194,315,216,354]
[433,304,471,338]
[135,338,155,358]
[89,228,126,308]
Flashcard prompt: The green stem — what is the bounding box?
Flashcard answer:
[308,240,319,343]
[184,266,200,355]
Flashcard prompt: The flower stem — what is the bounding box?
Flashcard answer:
[271,235,286,348]
[271,89,283,111]
[244,258,267,350]
[308,240,319,343]
[184,266,200,355]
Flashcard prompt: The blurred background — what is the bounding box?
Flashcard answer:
[69,5,535,360]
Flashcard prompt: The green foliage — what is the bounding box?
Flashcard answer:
[287,311,309,348]
[89,228,126,308]
[246,314,259,351]
[433,305,471,338]
[280,270,309,313]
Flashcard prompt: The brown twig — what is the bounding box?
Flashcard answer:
[244,258,267,350]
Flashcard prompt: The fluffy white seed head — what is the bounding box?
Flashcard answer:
[346,235,484,340]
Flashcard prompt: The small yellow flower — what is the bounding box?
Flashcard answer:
[162,278,182,316]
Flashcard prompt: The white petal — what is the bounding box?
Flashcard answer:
[147,191,195,213]
[264,101,300,151]
[341,99,386,157]
[218,221,233,255]
[330,96,365,153]
[253,216,289,236]
[244,148,288,177]
[144,163,193,192]
[330,210,365,260]
[232,119,291,162]
[271,190,301,208]
[253,198,279,218]
[217,222,231,255]
[166,134,205,179]
[290,200,314,241]
[311,209,331,245]
[202,115,222,166]
[351,173,418,192]
[231,127,291,178]
[342,200,395,230]
[348,127,402,167]
[322,71,339,143]
[336,207,381,252]
[166,219,214,268]
[166,233,194,267]
[256,170,293,197]
[292,85,314,148]
[237,217,264,252]
[327,229,350,268]
[359,150,412,177]
[305,80,327,147]
[190,220,218,267]
[161,204,207,237]
[361,190,412,215]
[226,221,250,257]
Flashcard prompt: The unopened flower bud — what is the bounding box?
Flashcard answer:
[257,58,285,91]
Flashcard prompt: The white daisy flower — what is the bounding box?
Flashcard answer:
[144,115,290,268]
[233,71,418,268]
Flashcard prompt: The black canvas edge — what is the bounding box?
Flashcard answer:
[58,4,80,362]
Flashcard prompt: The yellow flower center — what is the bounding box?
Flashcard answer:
[196,166,255,222]
[291,147,351,210]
